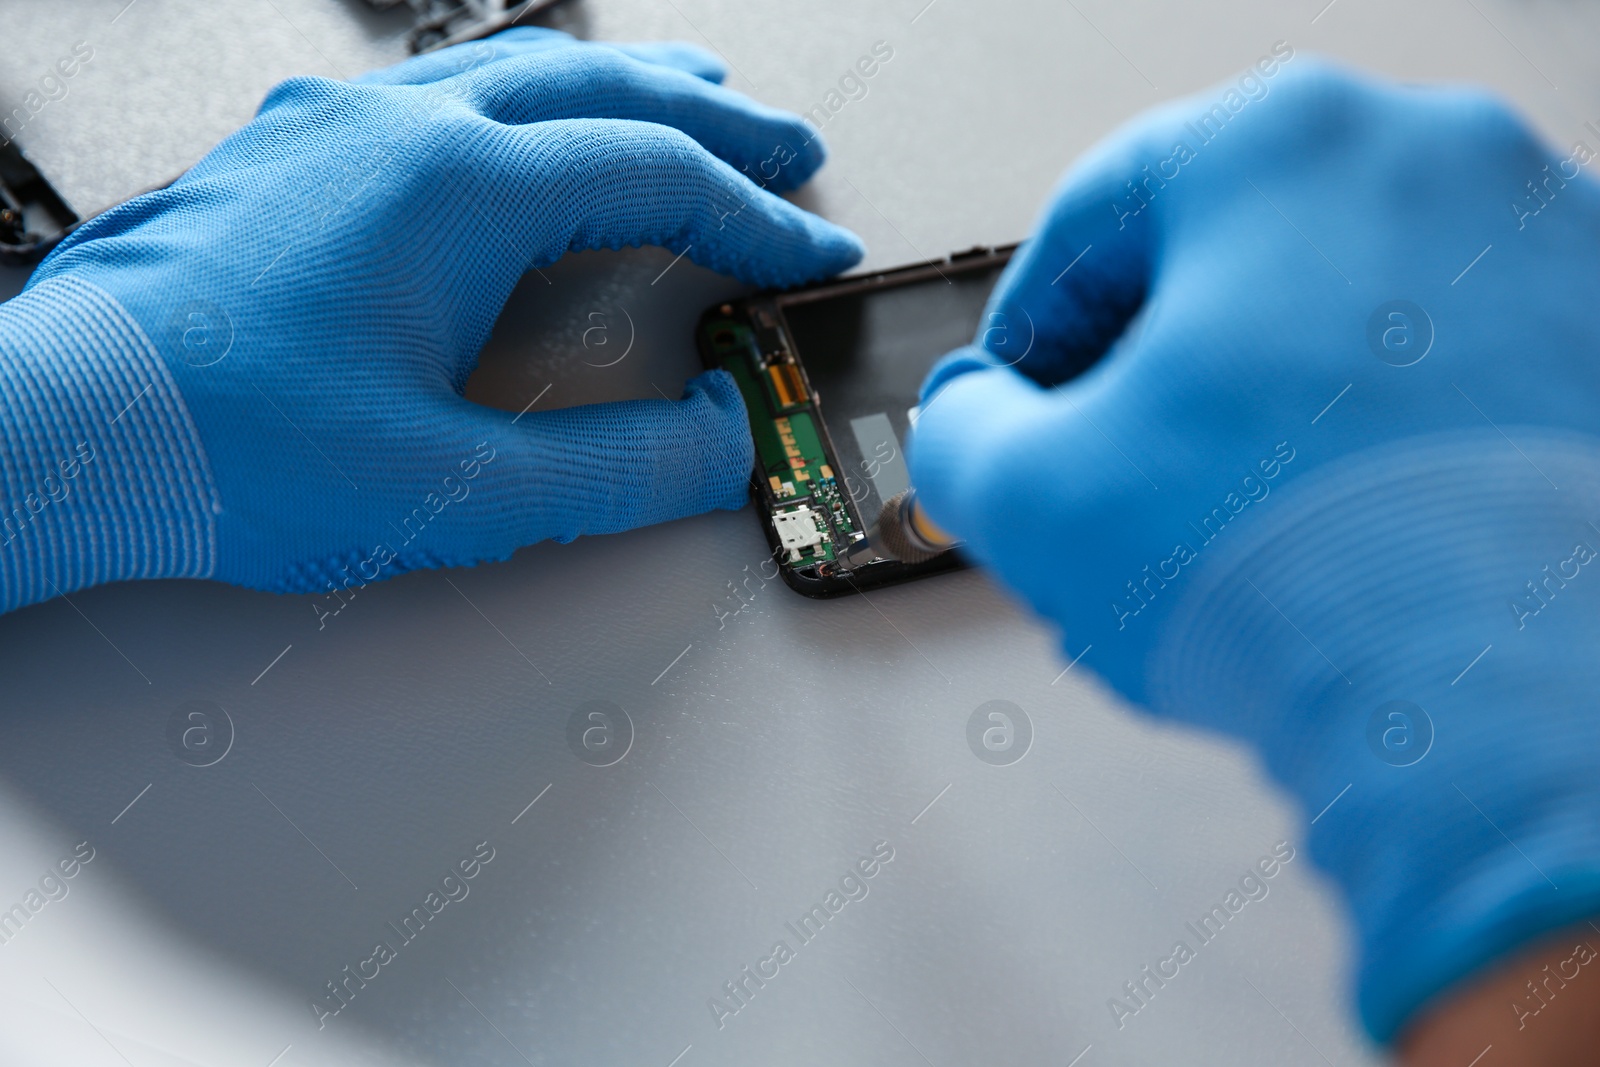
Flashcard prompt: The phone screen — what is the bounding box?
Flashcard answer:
[778,261,1006,523]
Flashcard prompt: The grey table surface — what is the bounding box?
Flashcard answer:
[2,1,1594,1065]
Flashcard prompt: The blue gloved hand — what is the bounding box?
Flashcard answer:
[911,53,1600,1042]
[0,28,861,614]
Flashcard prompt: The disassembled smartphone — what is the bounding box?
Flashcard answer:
[697,244,1015,597]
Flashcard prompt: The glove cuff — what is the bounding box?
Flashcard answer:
[1147,428,1600,1043]
[1360,833,1600,1041]
[0,275,219,612]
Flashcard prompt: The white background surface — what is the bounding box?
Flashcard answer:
[2,1,1596,1064]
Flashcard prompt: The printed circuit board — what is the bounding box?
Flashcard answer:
[701,308,860,571]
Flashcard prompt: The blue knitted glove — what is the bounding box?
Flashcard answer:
[0,28,861,614]
[911,54,1600,1042]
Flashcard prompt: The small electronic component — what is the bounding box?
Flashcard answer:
[697,245,1012,595]
[699,316,859,576]
[766,360,808,408]
[772,507,826,561]
[813,476,852,541]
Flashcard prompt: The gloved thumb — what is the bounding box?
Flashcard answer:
[441,369,754,558]
[910,347,1173,636]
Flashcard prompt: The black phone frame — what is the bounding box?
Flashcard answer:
[696,243,1016,598]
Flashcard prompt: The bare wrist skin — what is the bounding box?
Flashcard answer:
[1399,920,1600,1067]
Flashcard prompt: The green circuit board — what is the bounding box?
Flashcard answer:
[702,316,859,566]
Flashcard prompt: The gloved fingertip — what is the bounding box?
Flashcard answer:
[907,362,1056,549]
[744,124,830,193]
[703,206,864,289]
[812,221,868,277]
[682,368,756,505]
[919,344,1016,405]
[684,364,742,406]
